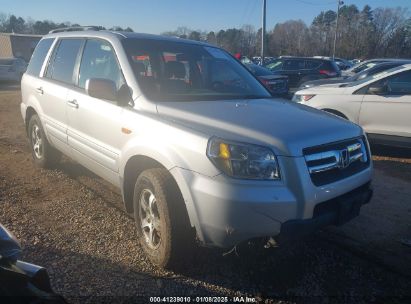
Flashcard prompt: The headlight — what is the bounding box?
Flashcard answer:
[292,94,316,103]
[207,138,280,180]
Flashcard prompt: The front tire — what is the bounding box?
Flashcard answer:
[133,168,193,268]
[28,114,61,168]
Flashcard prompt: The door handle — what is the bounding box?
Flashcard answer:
[67,99,79,109]
[35,87,43,95]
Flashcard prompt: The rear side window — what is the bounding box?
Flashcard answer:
[26,38,54,76]
[46,39,83,84]
[78,39,124,89]
[305,60,321,69]
[283,59,304,70]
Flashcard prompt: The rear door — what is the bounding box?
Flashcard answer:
[282,59,305,88]
[66,38,127,186]
[39,38,84,153]
[359,70,411,144]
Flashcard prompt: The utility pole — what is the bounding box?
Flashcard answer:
[261,0,266,65]
[332,0,343,59]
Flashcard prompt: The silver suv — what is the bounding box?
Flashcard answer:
[21,28,373,268]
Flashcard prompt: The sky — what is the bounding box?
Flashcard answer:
[0,0,410,34]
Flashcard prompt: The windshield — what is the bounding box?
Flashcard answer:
[341,65,406,87]
[122,39,270,102]
[351,61,381,73]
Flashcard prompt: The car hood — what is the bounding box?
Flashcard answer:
[295,83,349,95]
[301,77,349,88]
[156,98,362,157]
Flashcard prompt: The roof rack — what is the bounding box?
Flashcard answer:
[49,26,103,34]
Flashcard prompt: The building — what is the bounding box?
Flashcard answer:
[0,33,42,62]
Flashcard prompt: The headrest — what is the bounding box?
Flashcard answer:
[133,62,146,75]
[165,61,185,79]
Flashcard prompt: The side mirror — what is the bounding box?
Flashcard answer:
[368,84,386,95]
[86,78,117,102]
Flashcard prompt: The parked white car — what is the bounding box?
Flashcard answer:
[0,58,27,81]
[293,64,411,148]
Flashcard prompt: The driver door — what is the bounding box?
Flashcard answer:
[359,70,411,142]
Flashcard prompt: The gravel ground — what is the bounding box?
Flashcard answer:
[0,86,410,303]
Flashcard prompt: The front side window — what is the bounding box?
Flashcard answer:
[122,39,270,102]
[46,39,83,84]
[78,39,124,89]
[26,38,54,77]
[368,70,411,95]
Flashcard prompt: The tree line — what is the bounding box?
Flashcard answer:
[1,4,410,59]
[0,13,133,35]
[163,5,411,59]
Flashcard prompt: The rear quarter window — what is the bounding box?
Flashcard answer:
[26,38,54,77]
[321,60,339,71]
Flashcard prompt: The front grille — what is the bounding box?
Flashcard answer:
[303,137,370,186]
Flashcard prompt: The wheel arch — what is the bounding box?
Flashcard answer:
[322,108,349,120]
[121,154,199,237]
[25,106,38,135]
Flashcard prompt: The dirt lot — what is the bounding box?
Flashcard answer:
[1,84,410,303]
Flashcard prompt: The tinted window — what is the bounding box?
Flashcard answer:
[46,39,83,84]
[379,70,411,95]
[321,60,340,72]
[78,39,124,89]
[26,38,54,76]
[283,59,304,70]
[305,60,321,69]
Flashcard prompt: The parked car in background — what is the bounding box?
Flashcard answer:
[0,57,27,82]
[244,63,288,96]
[313,56,353,70]
[293,64,411,148]
[265,56,341,91]
[342,58,410,77]
[251,56,275,66]
[299,60,411,90]
[0,224,65,302]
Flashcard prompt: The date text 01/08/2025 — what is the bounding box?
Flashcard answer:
[149,296,256,302]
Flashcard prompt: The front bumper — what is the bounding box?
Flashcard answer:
[277,181,372,243]
[172,155,372,248]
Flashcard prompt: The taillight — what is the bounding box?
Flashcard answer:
[319,70,337,77]
[259,77,270,88]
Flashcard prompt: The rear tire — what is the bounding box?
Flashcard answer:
[28,114,61,168]
[133,168,193,269]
